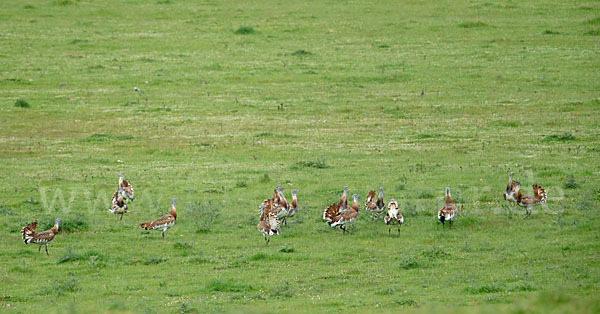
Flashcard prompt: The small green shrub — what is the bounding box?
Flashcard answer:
[375,286,396,295]
[291,50,312,56]
[279,246,294,253]
[70,39,89,44]
[14,98,30,108]
[575,195,593,211]
[58,248,104,264]
[145,257,166,265]
[259,173,271,183]
[234,26,255,35]
[54,0,75,6]
[545,132,574,142]
[543,30,560,35]
[55,278,79,296]
[173,242,193,250]
[81,134,134,142]
[399,257,420,269]
[466,282,504,294]
[296,158,328,169]
[270,282,294,298]
[416,191,434,199]
[421,247,449,260]
[186,201,220,233]
[510,280,536,292]
[205,279,253,292]
[458,21,487,28]
[235,180,247,188]
[0,204,14,216]
[564,174,579,189]
[395,299,418,306]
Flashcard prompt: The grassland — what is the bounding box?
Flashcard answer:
[1,0,599,312]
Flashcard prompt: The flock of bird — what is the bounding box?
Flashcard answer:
[20,172,548,253]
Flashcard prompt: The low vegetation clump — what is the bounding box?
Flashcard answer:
[14,98,30,108]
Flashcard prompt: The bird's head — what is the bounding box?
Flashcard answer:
[171,198,179,206]
[446,187,450,196]
[55,218,61,227]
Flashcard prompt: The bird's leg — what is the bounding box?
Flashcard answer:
[524,208,530,220]
[388,225,391,235]
[38,245,42,253]
[398,225,401,234]
[341,225,346,234]
[267,236,270,246]
[120,214,123,222]
[162,231,165,240]
[45,243,49,256]
[449,220,453,229]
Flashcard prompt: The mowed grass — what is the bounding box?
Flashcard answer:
[1,0,599,312]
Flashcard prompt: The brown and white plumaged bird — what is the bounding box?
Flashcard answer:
[438,187,458,229]
[113,173,134,203]
[140,198,177,239]
[515,182,547,219]
[503,172,547,219]
[330,194,360,234]
[287,190,299,219]
[275,186,291,225]
[365,187,385,220]
[503,172,518,209]
[323,186,349,223]
[384,198,404,234]
[258,203,281,245]
[21,218,61,256]
[109,184,128,221]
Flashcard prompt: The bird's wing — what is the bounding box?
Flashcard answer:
[150,214,175,228]
[29,229,55,243]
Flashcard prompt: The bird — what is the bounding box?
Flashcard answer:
[339,186,349,210]
[384,198,404,234]
[323,186,349,223]
[113,173,134,203]
[329,194,360,234]
[21,218,61,256]
[438,187,458,229]
[514,182,547,219]
[365,187,385,220]
[257,203,281,245]
[275,186,291,225]
[287,190,299,219]
[140,198,178,239]
[109,184,128,221]
[503,172,518,210]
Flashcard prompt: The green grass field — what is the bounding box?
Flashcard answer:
[1,0,599,312]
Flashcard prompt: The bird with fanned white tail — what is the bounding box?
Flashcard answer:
[140,198,178,239]
[21,218,61,256]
